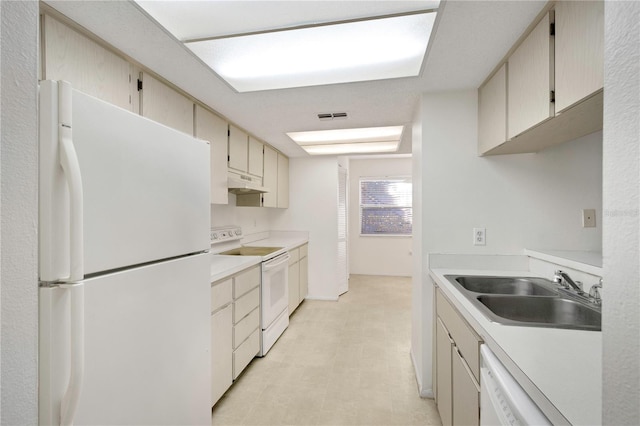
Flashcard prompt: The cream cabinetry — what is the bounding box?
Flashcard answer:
[140,73,194,135]
[262,146,279,208]
[435,288,482,426]
[195,105,229,205]
[228,124,249,173]
[232,266,260,380]
[507,12,553,139]
[41,15,133,111]
[554,1,604,113]
[479,1,603,156]
[288,244,308,315]
[277,153,290,208]
[248,137,264,178]
[229,126,263,179]
[210,278,232,407]
[478,64,507,154]
[210,265,260,406]
[236,147,290,209]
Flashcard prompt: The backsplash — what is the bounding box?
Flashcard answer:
[210,194,271,233]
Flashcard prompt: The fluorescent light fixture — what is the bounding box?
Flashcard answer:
[185,13,436,92]
[287,126,403,156]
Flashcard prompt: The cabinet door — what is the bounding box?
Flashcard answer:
[452,348,480,426]
[555,0,604,113]
[288,261,300,315]
[228,125,248,173]
[140,73,194,135]
[248,137,264,178]
[42,15,132,111]
[277,153,289,208]
[299,255,308,303]
[262,145,278,208]
[211,304,232,406]
[195,105,229,205]
[478,64,507,154]
[508,12,553,138]
[436,318,453,426]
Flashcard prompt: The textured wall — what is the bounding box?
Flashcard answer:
[0,1,40,424]
[603,2,640,424]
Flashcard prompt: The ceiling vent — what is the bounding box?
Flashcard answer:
[318,112,348,121]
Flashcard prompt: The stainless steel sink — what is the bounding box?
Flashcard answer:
[476,295,601,331]
[452,276,558,296]
[443,275,601,331]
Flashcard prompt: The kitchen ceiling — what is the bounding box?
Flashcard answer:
[43,0,546,158]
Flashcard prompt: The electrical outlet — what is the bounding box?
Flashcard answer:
[473,228,486,246]
[582,209,596,228]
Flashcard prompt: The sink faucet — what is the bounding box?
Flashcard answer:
[553,270,585,295]
[589,278,603,306]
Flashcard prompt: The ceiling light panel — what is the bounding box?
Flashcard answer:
[287,126,403,156]
[185,13,436,92]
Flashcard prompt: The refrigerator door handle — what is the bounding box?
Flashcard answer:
[58,81,84,282]
[57,80,85,426]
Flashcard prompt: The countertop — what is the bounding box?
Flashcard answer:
[430,267,602,426]
[210,230,309,283]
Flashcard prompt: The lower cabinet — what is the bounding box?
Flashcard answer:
[435,288,482,426]
[210,265,260,407]
[288,244,309,316]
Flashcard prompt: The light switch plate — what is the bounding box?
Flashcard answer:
[582,209,596,228]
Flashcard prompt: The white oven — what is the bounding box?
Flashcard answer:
[260,252,290,356]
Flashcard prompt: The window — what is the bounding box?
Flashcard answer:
[360,177,412,236]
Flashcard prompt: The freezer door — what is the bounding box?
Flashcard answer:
[39,253,211,425]
[39,80,210,280]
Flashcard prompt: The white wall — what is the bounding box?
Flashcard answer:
[348,157,413,276]
[412,90,603,396]
[210,195,271,234]
[270,157,339,301]
[602,2,640,423]
[0,1,40,423]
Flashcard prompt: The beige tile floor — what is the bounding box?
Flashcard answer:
[211,274,442,426]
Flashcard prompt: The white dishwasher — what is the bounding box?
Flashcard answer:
[480,345,551,426]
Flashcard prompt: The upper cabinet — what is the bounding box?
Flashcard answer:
[194,105,229,205]
[507,12,553,139]
[478,1,603,156]
[139,73,194,135]
[248,137,264,178]
[228,125,249,173]
[229,127,264,178]
[478,64,507,154]
[262,145,278,208]
[42,15,133,111]
[277,153,290,209]
[554,1,604,112]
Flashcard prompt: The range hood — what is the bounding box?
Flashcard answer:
[227,171,269,195]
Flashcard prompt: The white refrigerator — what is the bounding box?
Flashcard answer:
[38,80,211,426]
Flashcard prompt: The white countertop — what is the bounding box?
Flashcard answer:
[525,249,603,275]
[430,268,602,426]
[210,231,308,283]
[210,254,261,283]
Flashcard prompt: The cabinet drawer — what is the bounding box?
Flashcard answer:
[233,328,259,380]
[436,289,482,382]
[211,278,232,313]
[288,248,299,265]
[300,244,308,258]
[234,266,260,298]
[234,287,260,323]
[233,307,259,349]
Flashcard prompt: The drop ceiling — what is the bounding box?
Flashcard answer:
[43,0,547,158]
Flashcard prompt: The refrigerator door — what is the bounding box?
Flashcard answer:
[39,80,210,280]
[39,253,211,425]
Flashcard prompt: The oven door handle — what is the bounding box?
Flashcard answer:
[263,253,291,270]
